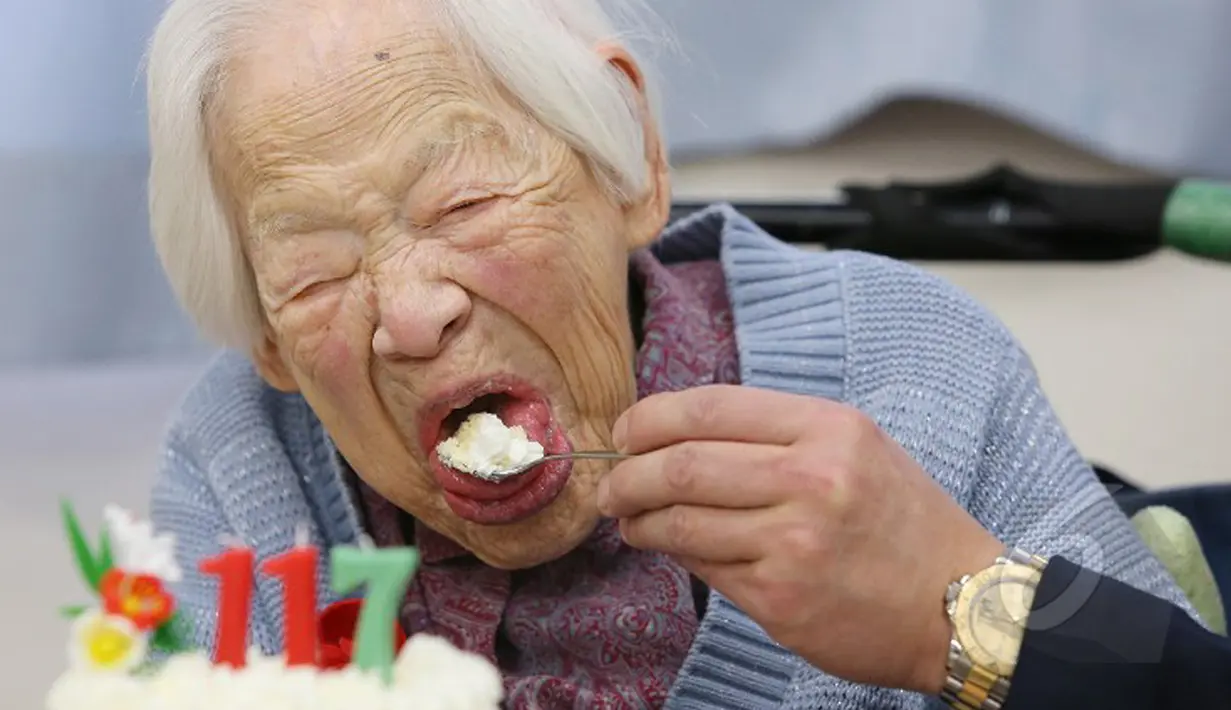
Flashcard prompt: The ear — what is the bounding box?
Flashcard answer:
[251,333,299,393]
[596,43,671,251]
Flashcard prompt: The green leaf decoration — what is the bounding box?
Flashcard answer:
[97,528,114,575]
[58,605,88,619]
[150,612,190,655]
[61,500,109,592]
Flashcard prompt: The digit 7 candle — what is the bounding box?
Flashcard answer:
[330,546,419,683]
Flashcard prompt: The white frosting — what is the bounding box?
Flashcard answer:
[46,634,503,710]
[436,412,544,480]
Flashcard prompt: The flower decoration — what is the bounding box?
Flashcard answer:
[59,500,189,672]
[68,609,148,673]
[100,569,175,632]
[316,598,408,670]
[103,505,182,583]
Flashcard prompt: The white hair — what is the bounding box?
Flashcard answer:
[146,0,667,350]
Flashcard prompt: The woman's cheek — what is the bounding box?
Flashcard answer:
[308,332,365,403]
[281,293,368,400]
[468,224,598,323]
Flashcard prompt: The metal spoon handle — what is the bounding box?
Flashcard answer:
[543,451,629,463]
[479,451,630,481]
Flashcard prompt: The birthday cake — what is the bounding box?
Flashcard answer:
[46,504,503,710]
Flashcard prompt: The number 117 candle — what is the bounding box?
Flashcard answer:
[199,534,419,682]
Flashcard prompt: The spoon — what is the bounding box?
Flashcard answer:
[480,451,629,482]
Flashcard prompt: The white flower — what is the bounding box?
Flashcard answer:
[103,505,182,583]
[68,609,149,673]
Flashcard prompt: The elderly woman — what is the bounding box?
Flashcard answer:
[143,0,1192,708]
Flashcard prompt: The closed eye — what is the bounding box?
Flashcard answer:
[440,195,496,220]
[290,277,348,303]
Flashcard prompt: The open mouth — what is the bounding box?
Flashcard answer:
[421,378,573,525]
[438,392,547,451]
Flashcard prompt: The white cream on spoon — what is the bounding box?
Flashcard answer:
[436,412,545,481]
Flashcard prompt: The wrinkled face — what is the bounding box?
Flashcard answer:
[211,0,668,568]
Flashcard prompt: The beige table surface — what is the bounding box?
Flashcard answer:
[4,99,1229,705]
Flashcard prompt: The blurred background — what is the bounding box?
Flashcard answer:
[4,0,1231,701]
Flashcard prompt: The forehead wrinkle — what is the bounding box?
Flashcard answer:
[241,107,481,227]
[231,64,461,156]
[228,22,462,109]
[224,57,494,205]
[213,16,547,249]
[222,17,475,143]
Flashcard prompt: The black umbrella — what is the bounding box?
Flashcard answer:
[669,164,1231,263]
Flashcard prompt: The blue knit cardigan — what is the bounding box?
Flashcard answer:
[151,204,1192,709]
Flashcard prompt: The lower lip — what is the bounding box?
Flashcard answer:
[437,457,573,525]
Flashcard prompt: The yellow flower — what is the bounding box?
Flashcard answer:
[69,609,148,673]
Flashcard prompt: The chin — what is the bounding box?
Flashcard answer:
[459,492,602,570]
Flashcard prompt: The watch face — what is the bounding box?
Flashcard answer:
[953,565,1038,675]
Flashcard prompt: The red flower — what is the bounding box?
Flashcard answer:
[100,569,175,632]
[316,599,408,670]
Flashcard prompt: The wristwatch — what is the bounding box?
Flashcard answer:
[941,547,1049,710]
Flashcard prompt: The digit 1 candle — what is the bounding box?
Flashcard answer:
[261,539,318,666]
[329,546,419,683]
[199,546,255,668]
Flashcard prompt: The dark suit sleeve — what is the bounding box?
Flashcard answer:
[1004,556,1231,709]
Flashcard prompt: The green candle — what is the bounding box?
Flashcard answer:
[330,545,420,683]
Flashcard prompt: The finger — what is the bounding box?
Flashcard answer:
[618,505,779,563]
[598,441,791,518]
[613,385,835,454]
[674,554,747,596]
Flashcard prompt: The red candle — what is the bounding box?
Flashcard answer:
[200,547,254,668]
[261,543,318,666]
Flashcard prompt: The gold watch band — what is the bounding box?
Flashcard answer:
[941,638,1012,710]
[941,548,1048,710]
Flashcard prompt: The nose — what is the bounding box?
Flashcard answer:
[371,276,471,361]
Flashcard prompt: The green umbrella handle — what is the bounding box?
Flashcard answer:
[1162,179,1231,262]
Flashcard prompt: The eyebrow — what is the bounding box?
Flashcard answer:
[248,185,354,243]
[252,210,349,243]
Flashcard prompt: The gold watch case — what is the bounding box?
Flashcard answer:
[947,563,1040,677]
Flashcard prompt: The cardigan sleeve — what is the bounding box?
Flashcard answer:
[970,342,1200,620]
[835,250,1196,618]
[149,436,279,656]
[777,250,1204,709]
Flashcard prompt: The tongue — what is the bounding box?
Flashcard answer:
[493,398,549,446]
